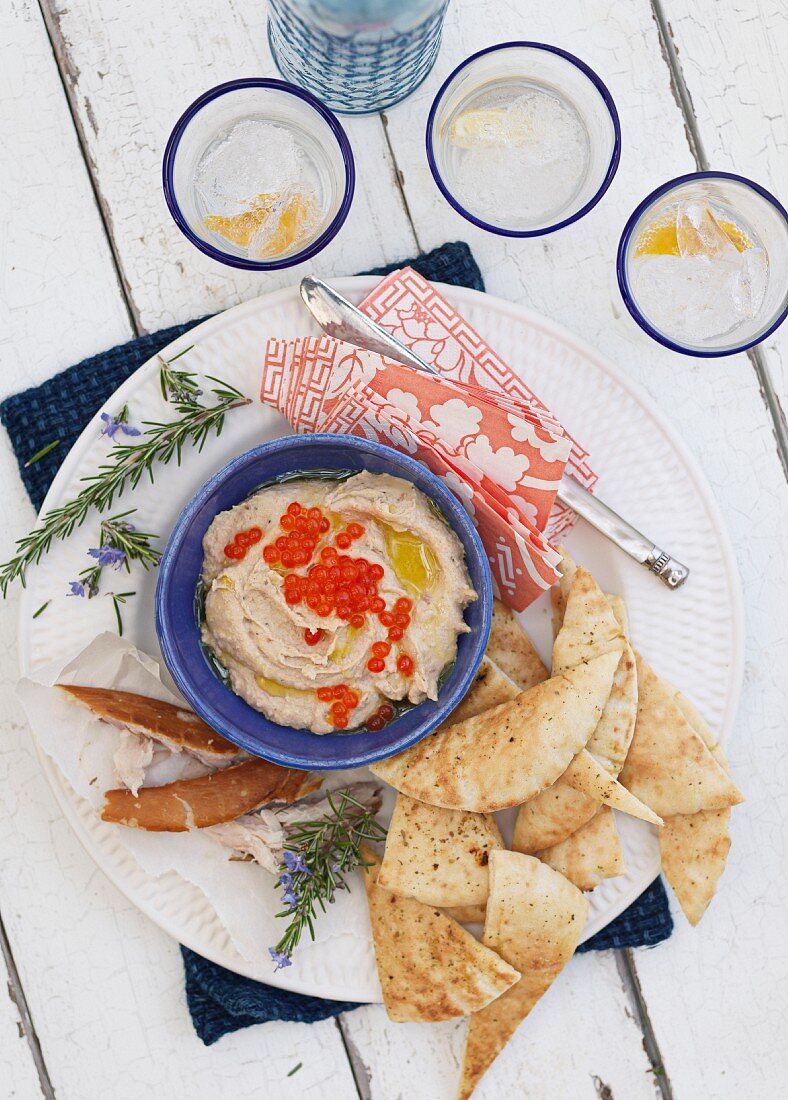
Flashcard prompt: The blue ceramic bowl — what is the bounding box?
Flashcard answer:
[155,434,492,770]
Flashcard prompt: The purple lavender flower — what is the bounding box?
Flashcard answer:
[283,850,310,876]
[282,888,300,910]
[100,412,141,439]
[67,580,86,597]
[268,947,292,971]
[88,546,126,569]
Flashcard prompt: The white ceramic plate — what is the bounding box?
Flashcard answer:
[18,277,743,1001]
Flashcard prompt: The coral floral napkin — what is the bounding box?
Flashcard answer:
[260,268,597,611]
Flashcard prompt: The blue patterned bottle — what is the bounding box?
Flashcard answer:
[268,0,451,114]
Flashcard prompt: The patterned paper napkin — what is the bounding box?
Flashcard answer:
[260,268,597,611]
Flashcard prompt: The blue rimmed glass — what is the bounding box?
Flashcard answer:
[267,0,451,114]
[426,42,621,237]
[162,79,355,271]
[617,172,788,357]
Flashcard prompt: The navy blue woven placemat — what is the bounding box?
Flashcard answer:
[0,240,671,1044]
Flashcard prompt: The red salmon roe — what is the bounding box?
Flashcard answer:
[367,657,385,673]
[397,654,415,676]
[224,525,265,560]
[367,702,396,731]
[320,683,362,728]
[346,522,365,540]
[304,628,324,646]
[371,641,391,658]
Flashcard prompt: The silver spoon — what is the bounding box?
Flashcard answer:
[300,275,689,589]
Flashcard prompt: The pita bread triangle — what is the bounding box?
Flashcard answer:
[445,903,487,924]
[377,794,503,908]
[360,846,520,1023]
[371,649,621,812]
[487,599,548,690]
[513,570,657,852]
[536,806,625,891]
[659,688,733,925]
[513,782,600,853]
[552,565,626,673]
[512,749,662,851]
[458,851,588,1100]
[552,564,637,775]
[660,808,731,926]
[561,752,663,824]
[619,653,744,815]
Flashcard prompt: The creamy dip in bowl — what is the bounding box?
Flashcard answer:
[156,435,492,770]
[201,471,476,735]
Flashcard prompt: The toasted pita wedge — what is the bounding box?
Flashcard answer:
[592,594,638,773]
[660,809,731,926]
[552,568,636,775]
[537,807,625,891]
[562,752,662,823]
[59,685,243,763]
[659,694,733,925]
[371,650,621,812]
[458,852,588,1100]
[552,566,625,672]
[360,846,520,1023]
[101,758,320,830]
[445,657,519,725]
[549,547,577,634]
[487,600,548,690]
[515,575,647,851]
[513,783,599,853]
[378,795,503,908]
[513,750,662,854]
[619,654,744,815]
[445,903,487,924]
[672,689,729,769]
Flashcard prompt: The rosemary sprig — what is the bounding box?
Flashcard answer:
[0,358,250,596]
[269,788,387,969]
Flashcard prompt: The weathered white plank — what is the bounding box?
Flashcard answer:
[614,4,788,1097]
[344,951,661,1100]
[41,0,417,333]
[0,3,359,1098]
[380,2,788,1098]
[0,943,45,1100]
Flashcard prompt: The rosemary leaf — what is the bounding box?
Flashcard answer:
[24,439,60,468]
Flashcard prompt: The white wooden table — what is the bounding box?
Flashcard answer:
[1,2,786,1097]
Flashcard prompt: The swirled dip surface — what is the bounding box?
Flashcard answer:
[201,472,476,733]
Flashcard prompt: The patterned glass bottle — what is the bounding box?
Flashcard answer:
[268,0,451,114]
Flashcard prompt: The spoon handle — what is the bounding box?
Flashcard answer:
[299,276,689,590]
